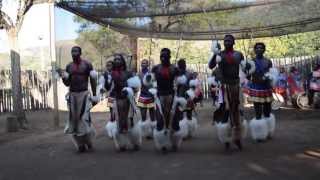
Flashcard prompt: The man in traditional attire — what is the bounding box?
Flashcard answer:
[208,35,246,151]
[59,46,98,153]
[137,59,156,139]
[151,48,184,152]
[247,43,277,142]
[103,54,141,151]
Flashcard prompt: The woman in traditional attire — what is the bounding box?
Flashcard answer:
[137,59,157,139]
[247,43,278,142]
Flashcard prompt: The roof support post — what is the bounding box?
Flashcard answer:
[129,35,138,72]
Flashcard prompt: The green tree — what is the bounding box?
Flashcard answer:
[74,17,131,70]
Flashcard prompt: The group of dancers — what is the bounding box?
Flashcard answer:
[58,34,278,153]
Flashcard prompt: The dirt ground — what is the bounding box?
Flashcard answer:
[0,101,319,180]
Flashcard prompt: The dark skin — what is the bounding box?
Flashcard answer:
[140,59,155,122]
[106,61,113,72]
[160,50,171,66]
[254,44,265,59]
[59,46,97,98]
[223,37,234,51]
[71,47,82,64]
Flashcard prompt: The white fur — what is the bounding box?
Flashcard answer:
[89,70,98,79]
[239,68,247,85]
[171,130,184,149]
[189,79,200,88]
[98,76,105,85]
[207,76,218,86]
[143,73,155,86]
[186,89,195,100]
[249,118,269,141]
[186,117,198,137]
[241,60,256,75]
[265,114,276,138]
[176,75,188,85]
[215,122,232,144]
[138,119,153,138]
[175,97,187,111]
[265,67,279,87]
[215,55,222,63]
[122,87,134,98]
[179,118,189,139]
[128,123,142,147]
[62,72,69,79]
[241,119,248,139]
[127,76,141,89]
[211,40,221,54]
[152,81,157,88]
[105,121,117,138]
[153,129,171,150]
[113,131,130,150]
[148,88,157,96]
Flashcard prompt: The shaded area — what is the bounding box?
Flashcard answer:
[56,0,320,40]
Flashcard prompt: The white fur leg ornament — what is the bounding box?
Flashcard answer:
[187,117,198,138]
[113,130,130,151]
[179,118,189,139]
[128,123,142,148]
[171,129,184,150]
[241,119,248,139]
[71,126,96,149]
[249,118,269,141]
[215,122,232,144]
[265,114,276,138]
[153,129,171,151]
[105,121,117,138]
[138,119,153,138]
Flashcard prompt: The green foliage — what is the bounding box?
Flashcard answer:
[74,16,320,67]
[74,16,131,69]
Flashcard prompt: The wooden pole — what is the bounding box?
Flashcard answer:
[129,36,138,72]
[49,3,59,128]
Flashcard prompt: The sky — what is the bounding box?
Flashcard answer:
[0,3,80,53]
[55,7,80,41]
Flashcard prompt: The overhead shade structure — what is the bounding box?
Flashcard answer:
[56,0,320,40]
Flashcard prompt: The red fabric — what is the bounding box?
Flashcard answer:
[248,89,273,97]
[161,66,170,80]
[225,50,234,64]
[111,69,121,80]
[287,75,303,95]
[71,58,82,72]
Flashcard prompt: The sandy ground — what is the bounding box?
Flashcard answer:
[0,101,319,180]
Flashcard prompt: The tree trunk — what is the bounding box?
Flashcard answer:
[8,28,27,130]
[129,36,138,72]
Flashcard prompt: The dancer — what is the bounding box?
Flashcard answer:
[151,48,184,152]
[101,54,142,151]
[247,43,278,142]
[59,46,98,153]
[208,35,248,151]
[99,60,117,139]
[175,59,198,139]
[137,59,156,139]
